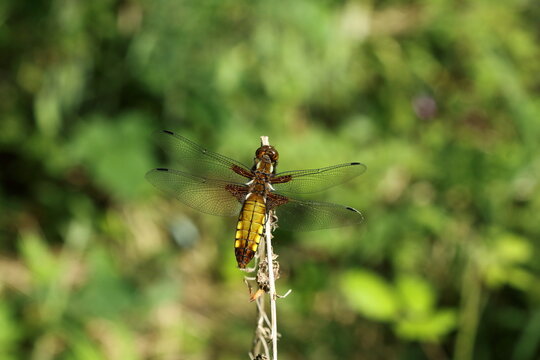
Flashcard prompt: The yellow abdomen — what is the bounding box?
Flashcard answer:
[235,193,266,268]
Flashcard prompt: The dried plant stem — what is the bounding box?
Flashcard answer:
[247,136,282,360]
[261,135,277,359]
[248,212,279,360]
[265,211,278,360]
[252,297,271,357]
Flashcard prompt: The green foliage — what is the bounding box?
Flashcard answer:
[68,112,154,201]
[341,270,457,341]
[341,270,399,321]
[0,301,19,360]
[1,0,539,359]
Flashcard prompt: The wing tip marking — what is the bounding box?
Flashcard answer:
[346,206,361,214]
[350,162,367,172]
[346,206,364,223]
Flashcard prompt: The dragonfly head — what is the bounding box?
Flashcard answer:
[254,145,279,172]
[255,145,279,163]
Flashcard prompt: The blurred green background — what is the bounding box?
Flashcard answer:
[1,0,539,359]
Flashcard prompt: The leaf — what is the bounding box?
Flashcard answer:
[395,308,457,342]
[494,234,532,265]
[396,274,435,315]
[340,270,398,321]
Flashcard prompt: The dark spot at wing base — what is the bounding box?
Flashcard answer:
[163,130,174,135]
[156,168,169,171]
[350,162,361,165]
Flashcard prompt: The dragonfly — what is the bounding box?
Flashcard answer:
[146,130,366,268]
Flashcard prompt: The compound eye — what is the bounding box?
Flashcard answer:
[268,148,279,162]
[255,145,279,162]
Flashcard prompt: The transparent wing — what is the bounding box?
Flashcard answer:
[153,130,252,183]
[270,196,364,231]
[272,162,367,194]
[146,168,247,216]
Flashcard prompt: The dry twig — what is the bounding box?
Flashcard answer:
[245,136,290,360]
